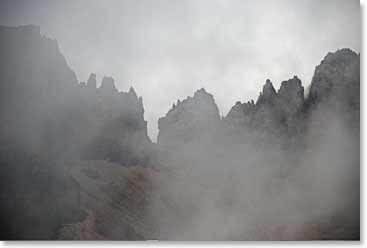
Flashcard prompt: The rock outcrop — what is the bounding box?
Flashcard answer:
[306,48,360,129]
[159,49,359,149]
[0,25,155,239]
[79,76,152,166]
[277,76,304,117]
[86,73,97,89]
[224,76,305,144]
[308,48,359,107]
[256,79,277,105]
[100,76,118,93]
[0,24,360,240]
[0,25,152,166]
[0,25,78,150]
[158,88,221,147]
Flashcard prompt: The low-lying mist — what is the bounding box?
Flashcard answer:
[148,105,359,240]
[0,25,359,240]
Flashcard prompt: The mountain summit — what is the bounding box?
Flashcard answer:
[158,88,221,147]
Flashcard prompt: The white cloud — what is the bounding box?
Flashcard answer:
[0,0,360,140]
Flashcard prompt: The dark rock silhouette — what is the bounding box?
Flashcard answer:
[154,49,359,240]
[256,79,277,105]
[0,25,152,165]
[0,25,154,239]
[308,48,359,107]
[0,25,360,240]
[160,49,359,151]
[306,48,360,131]
[158,88,221,147]
[221,76,305,146]
[100,76,118,93]
[277,76,304,117]
[86,73,97,89]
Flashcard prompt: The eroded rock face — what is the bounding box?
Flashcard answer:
[0,25,152,166]
[223,49,359,146]
[306,48,360,130]
[257,79,277,105]
[0,25,360,240]
[308,48,359,106]
[0,25,155,239]
[277,76,304,117]
[79,75,152,166]
[276,76,305,139]
[86,73,97,89]
[0,25,78,149]
[224,76,305,142]
[155,48,359,150]
[158,77,306,148]
[253,79,284,136]
[224,100,256,129]
[100,76,118,93]
[158,88,221,147]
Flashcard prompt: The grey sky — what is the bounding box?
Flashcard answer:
[0,0,360,140]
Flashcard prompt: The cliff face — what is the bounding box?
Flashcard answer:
[0,25,151,165]
[308,48,359,107]
[0,25,77,149]
[158,88,221,147]
[0,25,78,90]
[0,25,154,239]
[306,49,360,130]
[78,75,152,165]
[224,76,304,140]
[153,50,359,240]
[158,49,359,149]
[0,24,360,240]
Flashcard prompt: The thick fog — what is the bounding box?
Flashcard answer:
[146,106,359,240]
[0,0,360,241]
[0,0,360,140]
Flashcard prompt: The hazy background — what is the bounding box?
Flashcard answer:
[0,0,360,140]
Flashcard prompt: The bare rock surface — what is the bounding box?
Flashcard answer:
[158,88,221,147]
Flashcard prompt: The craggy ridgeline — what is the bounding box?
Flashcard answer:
[0,25,359,240]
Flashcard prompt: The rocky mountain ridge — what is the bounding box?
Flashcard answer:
[0,25,360,240]
[158,88,221,147]
[0,25,152,165]
[158,49,359,148]
[0,25,154,239]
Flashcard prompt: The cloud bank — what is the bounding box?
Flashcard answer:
[0,0,360,140]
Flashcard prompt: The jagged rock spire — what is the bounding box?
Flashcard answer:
[263,79,276,97]
[278,76,303,96]
[100,76,117,92]
[158,88,221,146]
[277,76,305,118]
[257,79,276,105]
[87,73,97,89]
[278,76,304,104]
[194,88,209,97]
[128,86,138,99]
[308,48,359,107]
